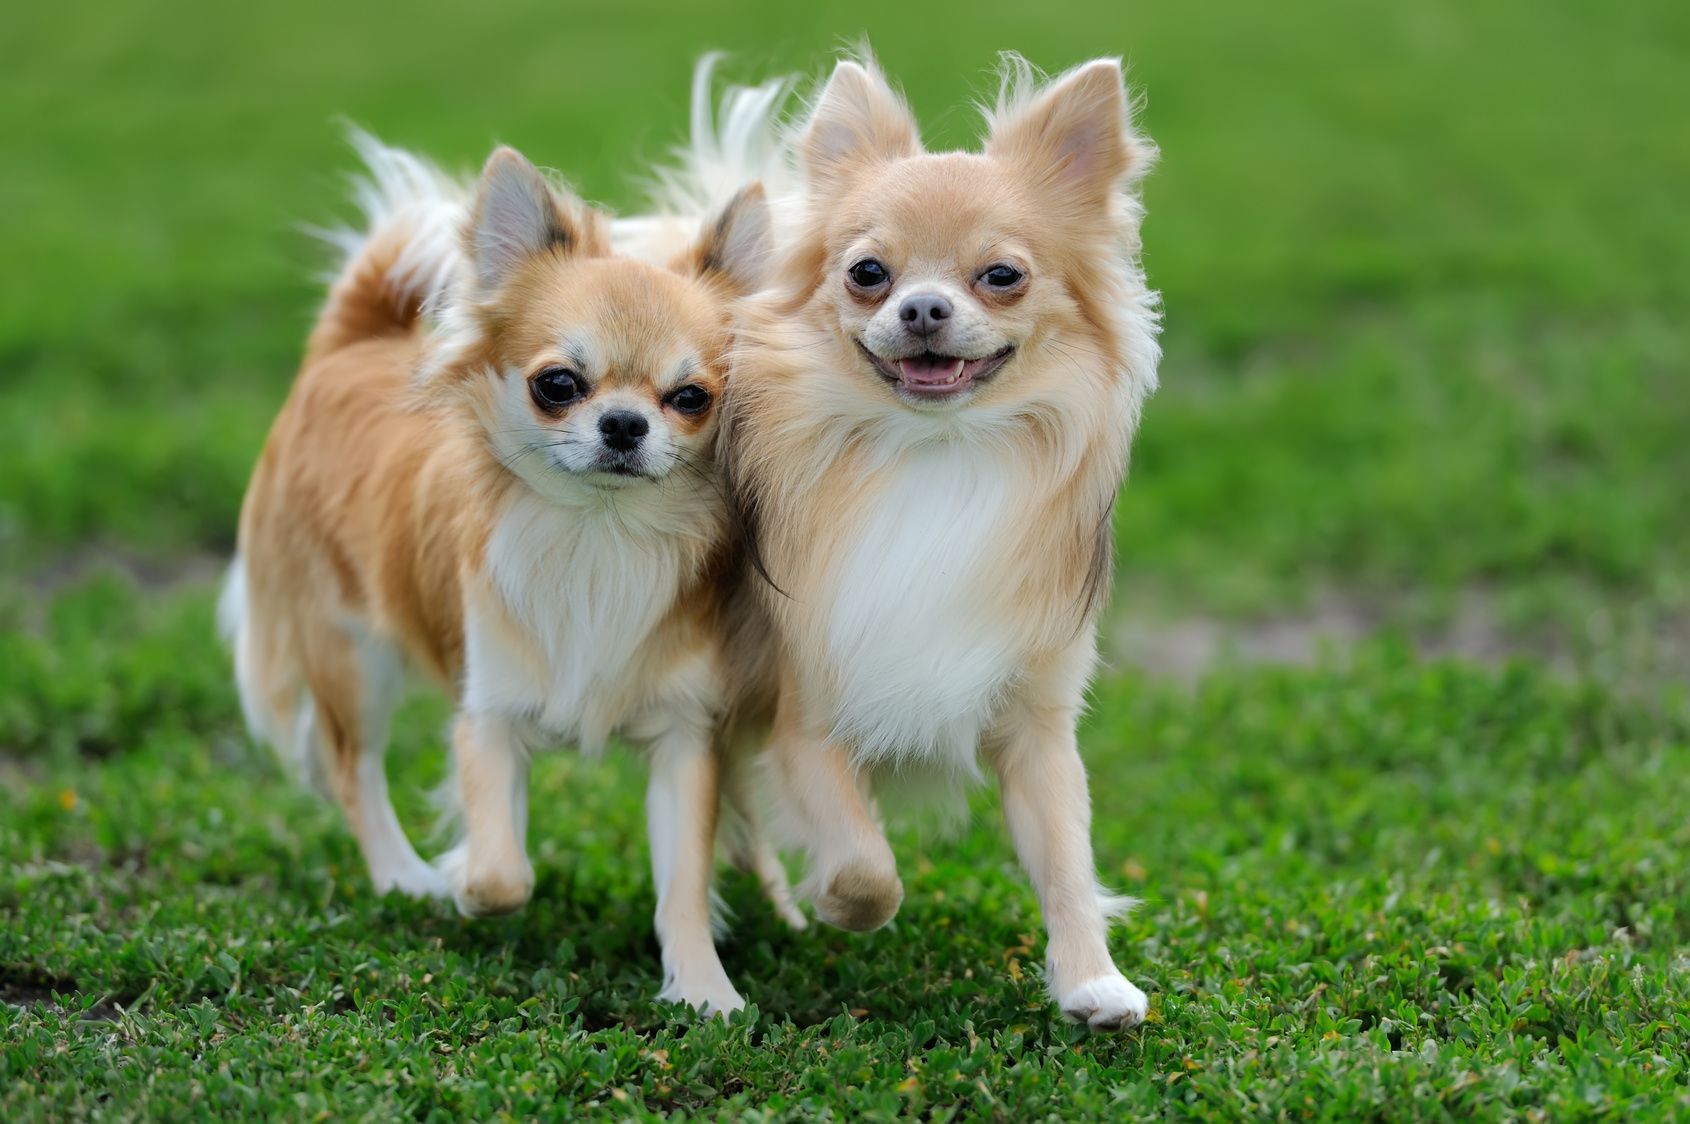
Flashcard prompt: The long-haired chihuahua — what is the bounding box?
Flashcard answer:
[635,54,1161,1029]
[222,135,774,1013]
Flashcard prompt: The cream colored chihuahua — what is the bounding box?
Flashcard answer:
[631,54,1161,1029]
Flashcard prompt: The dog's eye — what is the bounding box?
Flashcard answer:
[847,259,890,289]
[666,384,711,414]
[530,367,585,409]
[981,264,1025,289]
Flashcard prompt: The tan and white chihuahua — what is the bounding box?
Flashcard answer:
[222,136,777,1013]
[636,55,1161,1029]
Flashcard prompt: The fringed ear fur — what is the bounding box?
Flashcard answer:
[465,146,588,291]
[799,59,920,199]
[687,182,772,295]
[985,59,1143,211]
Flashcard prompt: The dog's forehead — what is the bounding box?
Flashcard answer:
[518,259,721,375]
[844,153,1028,258]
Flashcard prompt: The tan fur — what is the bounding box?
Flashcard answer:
[229,142,779,1013]
[721,56,1160,1028]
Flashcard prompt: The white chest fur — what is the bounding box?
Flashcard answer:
[461,488,702,750]
[816,444,1027,773]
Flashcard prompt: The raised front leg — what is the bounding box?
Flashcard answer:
[646,727,743,1014]
[768,705,901,932]
[437,711,534,917]
[991,706,1148,1031]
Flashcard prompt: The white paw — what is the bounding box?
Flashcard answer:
[657,974,746,1018]
[371,859,449,900]
[773,899,809,931]
[1059,971,1149,1031]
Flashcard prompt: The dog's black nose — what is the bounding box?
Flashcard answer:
[599,410,649,452]
[899,293,952,336]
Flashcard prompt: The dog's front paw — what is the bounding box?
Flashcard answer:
[658,973,745,1018]
[1059,971,1149,1031]
[436,845,534,918]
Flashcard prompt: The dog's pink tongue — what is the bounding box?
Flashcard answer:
[898,355,965,385]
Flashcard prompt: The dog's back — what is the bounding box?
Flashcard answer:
[222,135,470,781]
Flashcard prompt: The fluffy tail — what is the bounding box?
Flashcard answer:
[218,553,315,787]
[304,129,470,364]
[222,132,468,782]
[615,55,797,262]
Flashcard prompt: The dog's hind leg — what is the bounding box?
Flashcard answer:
[720,748,807,930]
[303,623,444,898]
[764,693,902,934]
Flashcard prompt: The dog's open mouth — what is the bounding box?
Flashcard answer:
[857,341,1014,400]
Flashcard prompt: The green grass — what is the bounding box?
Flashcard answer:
[7,581,1688,1118]
[4,0,1688,1117]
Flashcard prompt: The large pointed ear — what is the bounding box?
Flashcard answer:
[799,59,920,198]
[688,183,772,295]
[465,146,585,291]
[985,59,1138,210]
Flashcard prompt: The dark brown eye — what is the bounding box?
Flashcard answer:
[848,259,890,289]
[666,384,711,414]
[981,264,1025,288]
[531,366,585,409]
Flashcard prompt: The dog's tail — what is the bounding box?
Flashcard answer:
[304,129,470,364]
[616,55,797,262]
[217,552,318,790]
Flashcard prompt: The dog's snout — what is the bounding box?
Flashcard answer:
[598,409,649,452]
[898,293,952,337]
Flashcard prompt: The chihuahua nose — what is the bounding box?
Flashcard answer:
[899,293,952,337]
[598,410,649,452]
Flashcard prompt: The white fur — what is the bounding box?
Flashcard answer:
[219,555,324,791]
[1059,971,1148,1030]
[615,55,799,264]
[356,749,448,896]
[461,486,716,752]
[314,129,470,317]
[331,623,441,893]
[643,723,746,1013]
[820,443,1022,773]
[218,557,271,745]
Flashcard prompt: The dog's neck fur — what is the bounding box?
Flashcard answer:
[454,437,727,752]
[728,319,1132,775]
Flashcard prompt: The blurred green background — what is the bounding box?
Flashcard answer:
[6,0,1686,635]
[3,1,1687,1117]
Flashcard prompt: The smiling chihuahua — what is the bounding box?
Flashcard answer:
[222,135,771,1012]
[636,55,1161,1028]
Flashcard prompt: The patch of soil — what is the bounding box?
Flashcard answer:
[30,544,225,596]
[0,970,123,1023]
[1107,585,1688,684]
